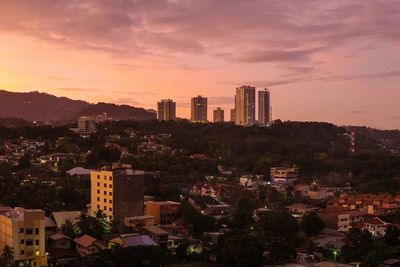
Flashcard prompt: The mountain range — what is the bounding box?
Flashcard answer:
[0,90,156,123]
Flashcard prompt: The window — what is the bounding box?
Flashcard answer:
[109,208,112,211]
[104,206,107,210]
[104,176,107,180]
[20,239,24,244]
[35,228,39,235]
[97,205,100,209]
[104,198,107,203]
[109,176,112,181]
[109,200,112,204]
[19,228,24,233]
[109,184,112,188]
[25,228,33,235]
[97,190,100,194]
[35,240,39,246]
[97,175,100,179]
[20,250,24,255]
[109,192,112,196]
[104,183,107,187]
[26,240,33,246]
[97,197,100,201]
[97,182,100,186]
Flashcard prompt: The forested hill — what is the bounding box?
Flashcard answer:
[0,90,156,123]
[0,120,399,193]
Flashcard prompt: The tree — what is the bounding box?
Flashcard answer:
[111,246,166,267]
[232,192,255,229]
[0,245,14,267]
[17,154,31,169]
[220,231,264,267]
[341,229,373,262]
[384,225,400,247]
[300,212,325,236]
[61,219,77,238]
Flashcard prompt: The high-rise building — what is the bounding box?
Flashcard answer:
[191,95,207,122]
[230,109,236,123]
[235,86,256,126]
[258,88,271,126]
[0,207,47,266]
[90,166,144,229]
[213,107,224,122]
[76,116,97,137]
[157,99,176,121]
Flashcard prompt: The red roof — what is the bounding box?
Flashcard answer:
[364,217,386,225]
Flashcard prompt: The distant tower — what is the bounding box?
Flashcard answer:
[157,99,176,121]
[258,88,270,126]
[213,107,224,122]
[235,86,255,126]
[230,109,236,123]
[191,95,208,122]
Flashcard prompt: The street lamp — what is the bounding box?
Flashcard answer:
[333,250,338,262]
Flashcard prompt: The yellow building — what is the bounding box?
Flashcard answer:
[145,201,181,225]
[0,207,47,266]
[90,168,144,228]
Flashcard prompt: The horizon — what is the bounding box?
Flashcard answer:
[1,1,400,129]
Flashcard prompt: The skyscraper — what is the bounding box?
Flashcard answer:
[157,99,176,121]
[191,95,208,122]
[213,107,224,122]
[235,86,255,126]
[230,109,236,123]
[258,88,271,126]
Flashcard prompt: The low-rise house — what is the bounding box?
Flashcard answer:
[287,203,319,218]
[52,211,81,230]
[337,211,366,232]
[124,215,155,228]
[66,167,90,177]
[73,234,105,257]
[191,183,218,198]
[108,234,158,248]
[140,225,169,248]
[49,233,72,249]
[188,195,231,218]
[362,217,389,237]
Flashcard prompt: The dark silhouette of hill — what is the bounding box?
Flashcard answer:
[0,90,156,123]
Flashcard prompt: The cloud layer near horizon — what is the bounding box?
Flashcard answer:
[0,0,399,128]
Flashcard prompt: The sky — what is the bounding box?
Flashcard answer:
[0,0,399,129]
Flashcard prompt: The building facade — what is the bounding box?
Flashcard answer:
[90,168,144,228]
[213,107,224,122]
[235,86,255,126]
[0,207,47,266]
[191,96,208,122]
[157,99,176,121]
[230,109,236,123]
[145,201,181,225]
[77,116,97,137]
[258,88,271,126]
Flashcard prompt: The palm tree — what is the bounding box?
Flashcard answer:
[94,209,111,235]
[76,212,91,235]
[60,219,76,238]
[0,245,14,267]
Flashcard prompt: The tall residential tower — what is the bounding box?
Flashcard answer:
[157,99,176,121]
[213,107,224,122]
[258,88,271,126]
[234,86,256,126]
[191,95,208,122]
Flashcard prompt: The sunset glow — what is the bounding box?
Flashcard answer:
[1,0,399,128]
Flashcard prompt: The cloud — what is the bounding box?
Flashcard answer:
[1,0,400,65]
[348,110,371,115]
[56,87,100,92]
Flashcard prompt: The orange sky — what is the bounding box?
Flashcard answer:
[0,0,399,129]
